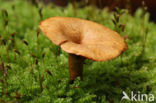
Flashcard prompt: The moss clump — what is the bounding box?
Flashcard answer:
[0,0,156,103]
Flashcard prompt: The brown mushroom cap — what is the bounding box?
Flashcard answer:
[39,17,128,61]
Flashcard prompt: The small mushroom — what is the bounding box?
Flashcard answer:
[39,17,128,81]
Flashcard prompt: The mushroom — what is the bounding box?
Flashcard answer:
[39,17,128,82]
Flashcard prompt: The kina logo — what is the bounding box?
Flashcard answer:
[121,91,154,102]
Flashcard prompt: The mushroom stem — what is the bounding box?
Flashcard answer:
[68,53,85,81]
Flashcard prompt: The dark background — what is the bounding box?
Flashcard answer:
[38,0,156,22]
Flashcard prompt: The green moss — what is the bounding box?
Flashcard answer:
[0,0,156,103]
